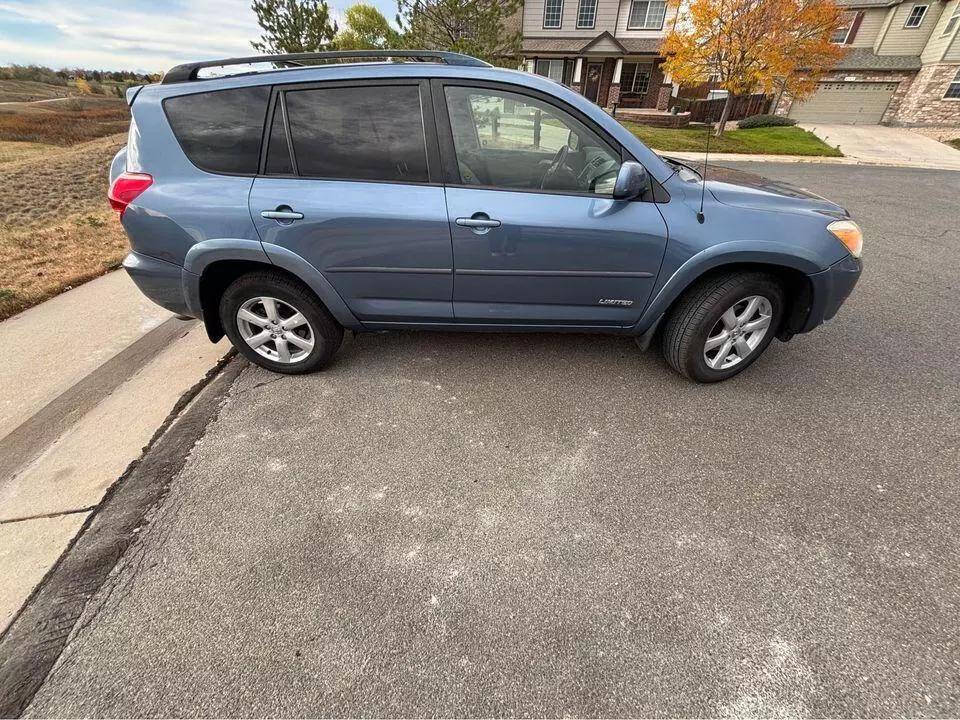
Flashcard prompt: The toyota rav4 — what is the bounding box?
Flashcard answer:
[110,50,862,382]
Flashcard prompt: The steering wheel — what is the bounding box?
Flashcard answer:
[539,144,575,190]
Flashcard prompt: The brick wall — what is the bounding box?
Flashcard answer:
[889,64,960,126]
[608,82,621,107]
[598,58,616,107]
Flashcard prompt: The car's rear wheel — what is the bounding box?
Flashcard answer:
[219,271,343,374]
[661,271,784,382]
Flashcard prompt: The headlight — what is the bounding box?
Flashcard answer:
[827,220,863,258]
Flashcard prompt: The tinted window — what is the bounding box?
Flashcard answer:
[265,101,293,174]
[444,86,621,194]
[164,86,269,174]
[284,85,428,183]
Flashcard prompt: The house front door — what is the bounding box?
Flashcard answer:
[583,62,603,102]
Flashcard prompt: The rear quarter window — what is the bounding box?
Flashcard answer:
[163,86,270,174]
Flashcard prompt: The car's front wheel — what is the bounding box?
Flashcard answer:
[219,271,343,374]
[661,271,784,382]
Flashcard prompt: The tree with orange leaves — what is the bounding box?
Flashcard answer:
[662,0,848,135]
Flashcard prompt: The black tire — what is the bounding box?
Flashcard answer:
[219,271,343,375]
[661,271,785,383]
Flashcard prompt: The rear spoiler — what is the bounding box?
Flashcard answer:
[125,85,144,106]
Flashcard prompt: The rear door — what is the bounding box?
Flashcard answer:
[249,79,453,323]
[434,80,669,327]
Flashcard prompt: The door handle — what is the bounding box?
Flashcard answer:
[456,213,501,235]
[261,209,303,221]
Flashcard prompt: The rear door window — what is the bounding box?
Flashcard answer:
[164,86,270,174]
[283,85,429,183]
[264,101,294,175]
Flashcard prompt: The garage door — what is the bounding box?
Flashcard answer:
[788,81,898,124]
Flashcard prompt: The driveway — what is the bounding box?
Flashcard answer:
[12,164,960,717]
[800,123,960,170]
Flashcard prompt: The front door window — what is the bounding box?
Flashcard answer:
[443,86,622,195]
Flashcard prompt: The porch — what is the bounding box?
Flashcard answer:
[521,32,672,111]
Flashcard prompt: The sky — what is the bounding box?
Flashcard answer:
[0,0,398,73]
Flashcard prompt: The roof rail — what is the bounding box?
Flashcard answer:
[162,50,491,84]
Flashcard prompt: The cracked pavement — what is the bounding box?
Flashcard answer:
[20,163,960,717]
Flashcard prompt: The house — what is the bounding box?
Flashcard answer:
[519,0,678,110]
[519,0,959,125]
[777,0,960,125]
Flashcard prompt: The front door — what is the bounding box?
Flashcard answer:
[249,80,454,323]
[436,82,669,327]
[584,63,603,102]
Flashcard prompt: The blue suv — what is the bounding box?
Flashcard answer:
[109,51,862,382]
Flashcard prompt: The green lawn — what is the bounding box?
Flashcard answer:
[621,123,844,157]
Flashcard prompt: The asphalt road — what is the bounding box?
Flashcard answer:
[24,163,960,717]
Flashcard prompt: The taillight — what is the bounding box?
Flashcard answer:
[108,172,153,218]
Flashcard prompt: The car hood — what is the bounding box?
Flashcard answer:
[693,164,849,218]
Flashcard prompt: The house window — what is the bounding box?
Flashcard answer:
[831,11,856,43]
[904,4,928,28]
[620,63,652,95]
[626,0,667,29]
[543,0,563,28]
[535,59,565,82]
[577,0,597,28]
[943,7,960,35]
[945,68,960,99]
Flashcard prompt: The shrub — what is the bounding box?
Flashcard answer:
[737,114,797,129]
[0,64,68,85]
[0,105,129,145]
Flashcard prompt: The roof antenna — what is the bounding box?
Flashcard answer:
[698,7,724,225]
[697,110,711,224]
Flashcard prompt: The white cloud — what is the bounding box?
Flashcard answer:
[0,0,346,72]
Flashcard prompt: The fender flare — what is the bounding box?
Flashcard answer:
[181,238,363,330]
[632,241,823,333]
[260,243,362,330]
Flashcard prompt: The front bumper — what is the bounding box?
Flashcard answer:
[800,254,862,333]
[122,252,194,317]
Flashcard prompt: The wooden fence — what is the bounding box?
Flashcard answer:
[671,93,773,122]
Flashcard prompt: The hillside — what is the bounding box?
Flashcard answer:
[0,79,75,103]
[0,133,129,320]
[0,93,129,146]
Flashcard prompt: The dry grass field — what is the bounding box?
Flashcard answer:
[0,133,129,319]
[0,95,129,145]
[0,85,131,319]
[0,78,75,103]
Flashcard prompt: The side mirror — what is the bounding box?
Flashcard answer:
[612,161,649,201]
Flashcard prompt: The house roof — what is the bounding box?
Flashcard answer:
[834,47,922,70]
[835,0,900,6]
[521,34,661,55]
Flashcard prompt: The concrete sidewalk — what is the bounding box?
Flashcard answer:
[0,271,229,632]
[798,124,960,171]
[0,271,169,439]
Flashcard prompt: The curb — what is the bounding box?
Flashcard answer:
[0,353,241,718]
[653,149,960,171]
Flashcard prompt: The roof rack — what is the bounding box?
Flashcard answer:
[162,50,491,84]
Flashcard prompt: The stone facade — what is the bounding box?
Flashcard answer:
[891,64,960,126]
[608,82,621,107]
[656,86,671,110]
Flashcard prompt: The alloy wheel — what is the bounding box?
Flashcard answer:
[236,296,315,364]
[703,295,773,371]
